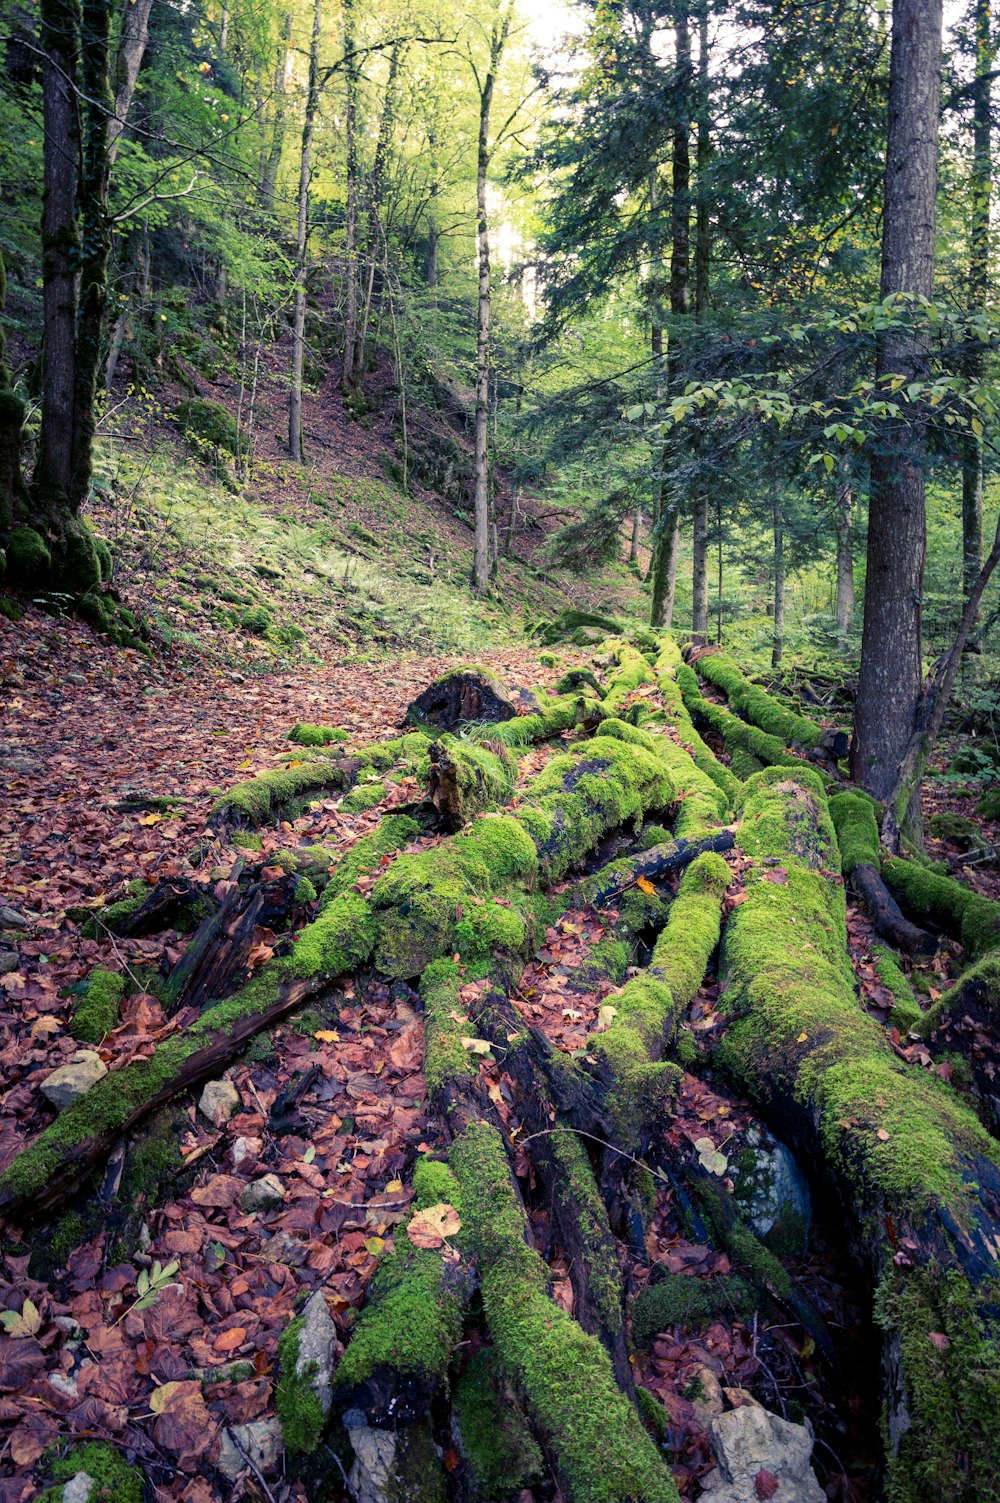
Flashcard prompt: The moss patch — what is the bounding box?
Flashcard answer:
[631,1274,754,1346]
[276,1316,326,1453]
[70,967,126,1043]
[883,858,1000,961]
[453,1350,545,1498]
[44,1441,143,1503]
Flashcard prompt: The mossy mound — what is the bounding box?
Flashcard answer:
[70,967,126,1042]
[175,397,239,455]
[40,1442,143,1503]
[530,607,624,646]
[975,787,1000,821]
[631,1274,754,1347]
[6,524,51,582]
[289,723,349,747]
[883,858,1000,962]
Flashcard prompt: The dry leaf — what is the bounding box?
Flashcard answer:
[636,875,656,895]
[214,1327,247,1352]
[460,1036,493,1056]
[407,1202,462,1250]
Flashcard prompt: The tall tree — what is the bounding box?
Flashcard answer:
[850,0,944,802]
[289,0,321,462]
[470,0,514,594]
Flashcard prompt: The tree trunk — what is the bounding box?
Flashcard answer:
[649,509,678,627]
[341,0,359,393]
[835,473,854,651]
[352,42,403,388]
[289,0,321,463]
[851,0,943,800]
[692,494,709,637]
[107,0,153,167]
[629,506,641,565]
[960,0,992,637]
[771,494,784,668]
[35,0,81,508]
[472,10,512,594]
[259,14,292,214]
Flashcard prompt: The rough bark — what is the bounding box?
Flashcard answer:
[107,0,153,166]
[289,0,320,463]
[771,493,784,668]
[851,0,943,800]
[961,0,993,628]
[259,13,292,214]
[340,0,359,393]
[835,473,854,651]
[917,951,1000,1137]
[404,667,518,728]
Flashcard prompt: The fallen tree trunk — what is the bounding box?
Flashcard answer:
[916,950,1000,1137]
[829,791,939,956]
[716,766,1000,1500]
[882,857,1000,962]
[693,647,849,761]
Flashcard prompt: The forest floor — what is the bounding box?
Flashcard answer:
[2,595,997,1503]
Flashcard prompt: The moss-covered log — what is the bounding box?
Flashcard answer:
[695,649,848,758]
[674,654,817,776]
[449,1120,679,1503]
[426,736,516,830]
[716,767,1000,1501]
[565,829,735,914]
[651,637,742,803]
[882,858,1000,962]
[829,791,938,956]
[916,951,1000,1137]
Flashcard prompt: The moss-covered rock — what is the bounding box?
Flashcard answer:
[41,1441,143,1503]
[631,1274,754,1347]
[6,524,51,582]
[175,396,239,454]
[974,787,1000,821]
[288,723,349,747]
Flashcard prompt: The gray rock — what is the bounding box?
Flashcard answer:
[0,906,29,929]
[231,1135,260,1169]
[731,1126,810,1253]
[296,1292,338,1419]
[48,1371,80,1401]
[41,1050,108,1109]
[699,1401,825,1503]
[0,951,19,974]
[217,1419,284,1481]
[61,1474,94,1503]
[347,1417,443,1503]
[242,1173,286,1213]
[348,1425,399,1503]
[198,1077,240,1126]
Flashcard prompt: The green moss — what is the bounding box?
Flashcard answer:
[872,945,923,1033]
[212,759,351,827]
[289,723,349,747]
[697,651,832,752]
[70,967,126,1042]
[231,830,263,850]
[7,525,51,582]
[80,882,150,938]
[276,1316,326,1453]
[472,689,594,748]
[294,876,317,904]
[876,1266,1000,1503]
[46,1442,143,1503]
[638,822,673,850]
[719,772,1000,1226]
[975,787,1000,820]
[636,1385,667,1439]
[239,605,272,636]
[175,396,239,454]
[289,891,376,980]
[340,780,387,813]
[412,1156,462,1210]
[428,737,517,825]
[631,1274,754,1346]
[729,746,764,779]
[544,1125,623,1335]
[555,668,605,698]
[449,1121,678,1503]
[318,814,420,909]
[420,959,479,1096]
[828,790,881,874]
[883,857,1000,961]
[531,607,623,645]
[453,1350,545,1497]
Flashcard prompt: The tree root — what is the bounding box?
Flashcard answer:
[829,791,938,956]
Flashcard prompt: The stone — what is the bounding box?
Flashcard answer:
[41,1050,108,1109]
[296,1292,338,1419]
[48,1371,80,1401]
[61,1474,94,1503]
[699,1401,825,1503]
[217,1419,284,1481]
[0,950,18,974]
[690,1363,726,1430]
[347,1423,399,1503]
[198,1077,240,1126]
[231,1135,261,1169]
[731,1126,810,1253]
[242,1173,285,1213]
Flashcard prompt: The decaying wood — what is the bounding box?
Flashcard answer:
[848,860,939,956]
[405,667,518,728]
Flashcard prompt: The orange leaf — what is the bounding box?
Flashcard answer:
[636,875,656,895]
[214,1327,247,1352]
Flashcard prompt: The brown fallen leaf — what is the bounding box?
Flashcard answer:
[407,1202,462,1250]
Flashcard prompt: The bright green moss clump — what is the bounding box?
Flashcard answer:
[720,771,1000,1224]
[828,790,881,873]
[318,814,420,910]
[697,651,833,751]
[334,1161,467,1394]
[470,689,596,748]
[631,1274,754,1347]
[71,967,126,1042]
[654,640,741,803]
[44,1441,143,1503]
[420,958,479,1096]
[675,657,814,775]
[213,759,351,827]
[453,1350,545,1498]
[289,891,376,979]
[340,779,387,813]
[449,1121,678,1503]
[883,858,1000,961]
[371,814,537,977]
[80,881,150,938]
[288,723,349,747]
[876,1266,1000,1503]
[7,525,51,582]
[872,944,923,1033]
[428,736,516,825]
[276,1316,326,1453]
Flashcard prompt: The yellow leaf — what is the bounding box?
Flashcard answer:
[384,1179,404,1193]
[636,875,656,895]
[796,1032,809,1043]
[138,813,162,826]
[596,1004,618,1030]
[407,1203,461,1251]
[150,1381,186,1414]
[364,1237,385,1257]
[314,1029,340,1043]
[460,1036,493,1056]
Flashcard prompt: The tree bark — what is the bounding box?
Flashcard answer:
[351,40,403,388]
[259,13,292,214]
[471,7,512,594]
[851,0,943,799]
[960,0,992,634]
[835,473,854,651]
[107,0,153,167]
[289,0,321,463]
[771,493,784,668]
[340,0,359,393]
